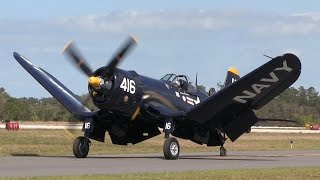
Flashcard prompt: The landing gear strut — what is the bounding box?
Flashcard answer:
[73,136,91,158]
[163,137,180,160]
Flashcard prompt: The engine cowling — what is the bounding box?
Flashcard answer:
[89,68,143,118]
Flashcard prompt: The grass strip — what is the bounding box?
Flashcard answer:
[1,166,320,180]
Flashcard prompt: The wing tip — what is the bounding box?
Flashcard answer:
[13,52,24,62]
[283,53,302,71]
[13,52,20,58]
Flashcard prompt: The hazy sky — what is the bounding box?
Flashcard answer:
[0,1,319,97]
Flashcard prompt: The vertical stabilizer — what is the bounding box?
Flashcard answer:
[224,67,240,87]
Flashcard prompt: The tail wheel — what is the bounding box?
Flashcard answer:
[73,136,90,158]
[163,137,180,160]
[220,146,227,156]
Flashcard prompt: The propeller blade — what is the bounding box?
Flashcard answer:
[62,41,94,77]
[105,35,138,76]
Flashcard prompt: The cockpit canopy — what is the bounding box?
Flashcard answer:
[160,74,197,93]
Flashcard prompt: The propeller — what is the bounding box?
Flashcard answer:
[104,36,138,77]
[62,35,138,88]
[62,41,94,77]
[62,35,138,108]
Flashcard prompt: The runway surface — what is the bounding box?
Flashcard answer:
[1,150,320,177]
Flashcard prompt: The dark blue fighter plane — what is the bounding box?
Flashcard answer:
[13,36,301,159]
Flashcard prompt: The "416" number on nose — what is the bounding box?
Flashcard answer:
[120,78,136,94]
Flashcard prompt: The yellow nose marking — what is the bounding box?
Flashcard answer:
[89,76,101,87]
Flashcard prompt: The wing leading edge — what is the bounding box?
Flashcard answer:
[185,53,301,141]
[13,52,94,120]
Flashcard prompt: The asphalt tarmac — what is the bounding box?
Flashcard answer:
[1,150,320,177]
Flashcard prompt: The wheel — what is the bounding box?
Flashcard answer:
[73,136,90,158]
[246,127,251,133]
[163,137,180,160]
[220,146,227,156]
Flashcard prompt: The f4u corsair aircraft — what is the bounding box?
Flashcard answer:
[13,36,301,160]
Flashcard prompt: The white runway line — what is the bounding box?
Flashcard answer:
[1,124,320,133]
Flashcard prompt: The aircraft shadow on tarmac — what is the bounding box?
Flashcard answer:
[10,153,276,162]
[10,153,40,157]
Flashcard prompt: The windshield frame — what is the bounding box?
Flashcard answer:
[160,74,177,83]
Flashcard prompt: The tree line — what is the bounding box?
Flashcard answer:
[0,87,78,122]
[256,86,320,125]
[1,86,320,125]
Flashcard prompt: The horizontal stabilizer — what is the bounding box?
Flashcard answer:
[13,52,94,120]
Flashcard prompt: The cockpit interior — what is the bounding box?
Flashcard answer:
[160,74,197,93]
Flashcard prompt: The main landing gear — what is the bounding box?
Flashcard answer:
[163,137,180,160]
[73,119,93,158]
[73,136,91,158]
[163,119,180,160]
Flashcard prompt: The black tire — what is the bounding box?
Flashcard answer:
[220,146,227,156]
[163,137,180,160]
[73,136,89,158]
[246,127,251,133]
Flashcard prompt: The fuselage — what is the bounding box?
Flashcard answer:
[140,75,208,112]
[90,67,208,120]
